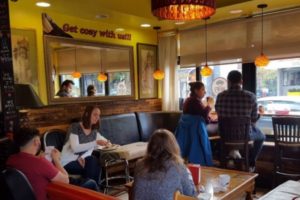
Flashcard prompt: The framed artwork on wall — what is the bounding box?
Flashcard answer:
[137,43,158,99]
[11,28,38,93]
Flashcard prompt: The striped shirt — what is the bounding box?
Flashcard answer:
[215,85,258,121]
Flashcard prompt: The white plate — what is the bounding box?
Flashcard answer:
[101,144,120,151]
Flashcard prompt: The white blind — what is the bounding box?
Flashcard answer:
[180,9,300,66]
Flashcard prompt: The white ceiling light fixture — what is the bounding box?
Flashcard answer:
[175,21,185,25]
[229,9,243,14]
[115,28,125,32]
[36,1,51,7]
[141,23,151,28]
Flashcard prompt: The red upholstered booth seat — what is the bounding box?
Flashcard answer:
[47,182,118,200]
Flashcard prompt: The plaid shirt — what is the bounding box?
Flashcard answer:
[215,85,258,121]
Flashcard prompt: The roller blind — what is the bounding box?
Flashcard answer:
[56,48,130,74]
[180,9,300,66]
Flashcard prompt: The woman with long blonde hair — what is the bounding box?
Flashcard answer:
[133,129,196,200]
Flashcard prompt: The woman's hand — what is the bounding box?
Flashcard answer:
[206,96,214,107]
[97,139,111,146]
[51,148,61,163]
[78,157,85,168]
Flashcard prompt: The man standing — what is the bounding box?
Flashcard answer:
[56,79,74,97]
[6,128,69,200]
[215,70,265,172]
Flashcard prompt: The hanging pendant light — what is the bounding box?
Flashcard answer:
[97,73,107,82]
[153,69,165,80]
[200,18,213,77]
[72,48,81,78]
[152,26,165,80]
[97,49,107,82]
[151,0,216,20]
[255,4,269,67]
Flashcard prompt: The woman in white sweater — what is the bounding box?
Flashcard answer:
[61,105,109,183]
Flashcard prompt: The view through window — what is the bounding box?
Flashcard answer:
[177,63,242,110]
[256,58,300,135]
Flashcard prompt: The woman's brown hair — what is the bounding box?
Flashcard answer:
[139,129,183,174]
[82,105,100,130]
[189,81,204,96]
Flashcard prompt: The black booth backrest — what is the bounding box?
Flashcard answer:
[0,168,36,200]
[136,111,182,141]
[42,129,67,152]
[99,113,140,145]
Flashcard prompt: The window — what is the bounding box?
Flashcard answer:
[177,67,196,99]
[177,63,241,110]
[108,71,131,96]
[256,57,300,135]
[202,63,242,99]
[60,74,81,97]
[59,71,131,97]
[81,74,105,96]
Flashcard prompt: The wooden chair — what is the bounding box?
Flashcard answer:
[173,191,197,200]
[218,117,252,171]
[272,116,300,186]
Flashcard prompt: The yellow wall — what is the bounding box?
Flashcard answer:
[9,1,157,104]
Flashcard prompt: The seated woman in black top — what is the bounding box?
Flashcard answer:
[183,81,213,123]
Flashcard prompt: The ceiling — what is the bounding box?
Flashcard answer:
[14,0,300,31]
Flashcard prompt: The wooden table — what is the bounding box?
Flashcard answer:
[125,167,257,200]
[200,167,258,200]
[258,180,300,200]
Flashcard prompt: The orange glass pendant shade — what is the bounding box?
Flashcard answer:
[200,65,213,77]
[255,53,269,67]
[97,73,107,82]
[72,71,81,78]
[255,4,269,67]
[153,69,165,80]
[201,18,213,77]
[151,0,216,20]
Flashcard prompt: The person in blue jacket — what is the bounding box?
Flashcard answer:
[176,81,213,166]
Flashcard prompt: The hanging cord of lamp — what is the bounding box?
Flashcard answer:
[200,17,213,77]
[255,4,269,67]
[98,49,107,82]
[72,47,82,78]
[153,26,165,80]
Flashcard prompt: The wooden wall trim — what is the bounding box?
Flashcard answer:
[26,99,162,129]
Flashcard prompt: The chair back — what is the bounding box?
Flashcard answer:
[43,129,67,151]
[272,116,300,186]
[272,116,300,146]
[0,168,36,200]
[173,191,197,200]
[218,117,251,144]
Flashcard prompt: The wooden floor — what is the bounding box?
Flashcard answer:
[114,188,268,200]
